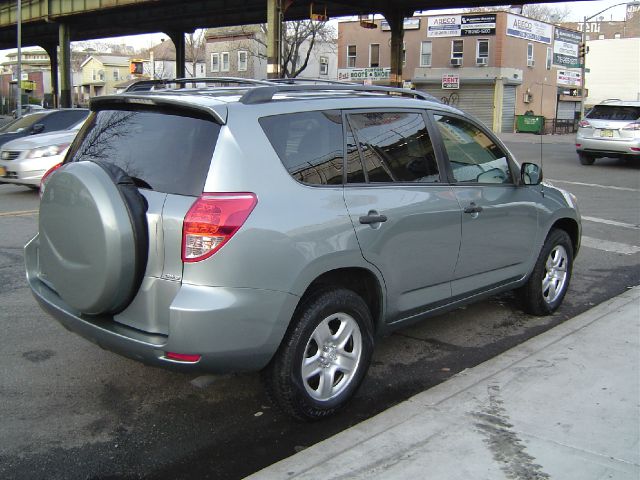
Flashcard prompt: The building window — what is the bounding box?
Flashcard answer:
[420,41,432,67]
[546,47,552,70]
[113,70,119,81]
[614,32,621,39]
[92,69,96,81]
[221,52,230,72]
[476,39,489,64]
[403,42,407,66]
[527,43,534,66]
[211,53,220,72]
[452,40,464,59]
[238,51,248,72]
[347,45,357,68]
[598,34,605,39]
[319,56,329,75]
[369,44,380,67]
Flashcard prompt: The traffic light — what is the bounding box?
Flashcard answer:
[130,60,144,75]
[579,43,589,59]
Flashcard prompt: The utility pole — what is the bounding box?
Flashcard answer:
[16,0,22,118]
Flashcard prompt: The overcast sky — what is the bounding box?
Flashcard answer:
[1,0,635,56]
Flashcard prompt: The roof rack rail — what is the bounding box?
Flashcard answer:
[123,77,273,92]
[266,78,357,85]
[240,84,438,105]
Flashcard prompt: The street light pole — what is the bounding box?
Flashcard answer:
[579,1,640,120]
[16,0,22,119]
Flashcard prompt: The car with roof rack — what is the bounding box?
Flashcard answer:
[26,82,581,420]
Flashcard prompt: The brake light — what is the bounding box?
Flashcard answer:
[578,120,591,128]
[165,352,201,363]
[182,192,257,262]
[622,121,640,131]
[39,163,62,199]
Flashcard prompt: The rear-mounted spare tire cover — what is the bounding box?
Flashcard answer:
[38,161,148,315]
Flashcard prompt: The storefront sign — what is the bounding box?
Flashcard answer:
[442,74,460,89]
[506,13,552,44]
[381,18,420,31]
[337,67,391,82]
[428,14,496,37]
[557,69,582,87]
[553,28,582,68]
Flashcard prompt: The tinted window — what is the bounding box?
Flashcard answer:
[260,111,343,186]
[39,110,89,131]
[0,112,48,133]
[66,108,220,196]
[347,112,439,183]
[586,105,640,121]
[435,115,511,184]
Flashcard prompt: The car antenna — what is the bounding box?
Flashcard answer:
[538,80,545,196]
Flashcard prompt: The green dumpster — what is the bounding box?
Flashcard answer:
[516,115,545,134]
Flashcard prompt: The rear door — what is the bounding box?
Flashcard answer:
[430,112,539,296]
[343,109,461,322]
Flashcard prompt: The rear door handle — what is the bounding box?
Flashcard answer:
[463,203,483,214]
[359,214,388,225]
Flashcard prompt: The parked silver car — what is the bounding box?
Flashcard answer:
[26,83,581,420]
[0,120,84,189]
[576,100,640,164]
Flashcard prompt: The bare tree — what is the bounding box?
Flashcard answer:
[185,30,207,77]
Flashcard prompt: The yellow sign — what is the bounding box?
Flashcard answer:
[20,80,36,91]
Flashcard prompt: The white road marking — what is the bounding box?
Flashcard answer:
[582,216,640,230]
[0,209,38,217]
[548,179,639,193]
[582,236,640,255]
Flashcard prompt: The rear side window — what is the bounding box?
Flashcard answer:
[66,108,220,196]
[586,105,640,121]
[39,110,89,131]
[260,110,343,185]
[347,112,440,183]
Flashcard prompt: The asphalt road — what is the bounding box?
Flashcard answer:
[0,136,638,480]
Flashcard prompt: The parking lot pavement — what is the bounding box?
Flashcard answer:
[250,286,640,480]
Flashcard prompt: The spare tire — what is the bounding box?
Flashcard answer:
[38,161,148,315]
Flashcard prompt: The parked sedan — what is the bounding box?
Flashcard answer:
[0,108,89,149]
[0,121,83,189]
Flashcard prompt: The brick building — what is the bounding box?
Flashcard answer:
[339,11,584,133]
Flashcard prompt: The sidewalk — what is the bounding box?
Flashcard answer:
[248,287,640,480]
[498,132,576,144]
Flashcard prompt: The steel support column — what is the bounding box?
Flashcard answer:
[266,0,282,79]
[58,23,71,107]
[167,31,185,78]
[43,43,58,108]
[383,9,409,88]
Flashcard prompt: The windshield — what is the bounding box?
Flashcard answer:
[587,105,640,121]
[0,112,48,133]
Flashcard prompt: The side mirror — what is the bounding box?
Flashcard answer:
[31,124,45,134]
[521,162,542,185]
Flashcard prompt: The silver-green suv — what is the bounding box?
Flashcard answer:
[25,82,581,420]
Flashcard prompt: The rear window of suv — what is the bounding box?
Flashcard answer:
[586,105,640,121]
[66,108,220,196]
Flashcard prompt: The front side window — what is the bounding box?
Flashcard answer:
[369,44,380,67]
[238,51,248,72]
[260,110,343,186]
[347,45,357,68]
[221,52,230,72]
[435,115,511,184]
[420,41,432,67]
[452,40,464,59]
[347,112,440,184]
[211,53,220,72]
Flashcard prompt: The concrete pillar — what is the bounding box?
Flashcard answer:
[266,0,282,79]
[383,10,407,88]
[59,23,72,108]
[43,44,59,108]
[166,31,185,79]
[492,77,505,133]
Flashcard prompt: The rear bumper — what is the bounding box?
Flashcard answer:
[25,235,298,373]
[576,136,640,157]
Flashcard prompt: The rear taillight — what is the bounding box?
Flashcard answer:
[622,121,640,131]
[39,163,62,199]
[165,352,201,363]
[182,192,257,263]
[578,120,591,128]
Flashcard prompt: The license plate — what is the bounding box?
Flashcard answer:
[600,129,614,137]
[0,166,5,177]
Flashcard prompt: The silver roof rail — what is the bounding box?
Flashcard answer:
[240,84,439,104]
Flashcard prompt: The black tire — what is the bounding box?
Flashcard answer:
[262,288,374,421]
[520,229,573,316]
[578,153,595,165]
